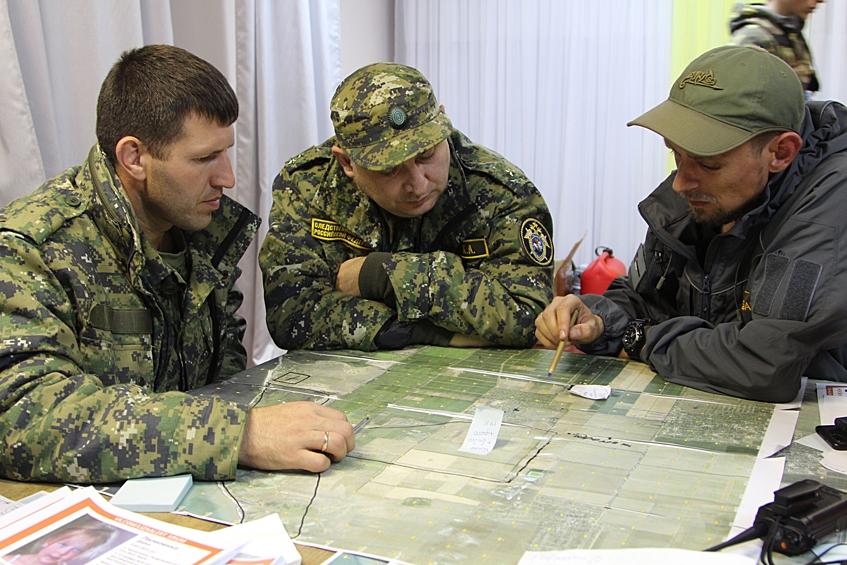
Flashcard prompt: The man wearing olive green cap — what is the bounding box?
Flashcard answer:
[536,45,847,403]
[261,62,554,351]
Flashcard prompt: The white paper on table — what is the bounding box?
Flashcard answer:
[569,385,611,400]
[821,452,847,474]
[0,487,245,565]
[458,405,504,455]
[798,432,832,452]
[797,432,847,475]
[0,496,21,519]
[757,408,799,458]
[213,513,301,565]
[517,548,755,564]
[0,487,73,532]
[817,382,847,425]
[729,457,785,537]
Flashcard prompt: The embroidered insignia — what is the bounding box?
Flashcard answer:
[741,290,752,311]
[389,106,406,128]
[311,219,372,250]
[678,70,723,90]
[458,238,489,260]
[520,218,553,266]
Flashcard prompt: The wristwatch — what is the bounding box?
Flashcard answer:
[621,318,654,360]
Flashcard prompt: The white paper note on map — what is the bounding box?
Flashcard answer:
[458,405,504,455]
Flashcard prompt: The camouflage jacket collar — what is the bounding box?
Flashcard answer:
[84,145,259,289]
[85,145,146,270]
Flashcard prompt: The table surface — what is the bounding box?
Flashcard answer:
[2,347,845,565]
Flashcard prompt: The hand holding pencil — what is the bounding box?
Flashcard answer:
[547,309,579,377]
[535,295,607,357]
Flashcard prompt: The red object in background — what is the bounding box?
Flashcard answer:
[580,247,626,295]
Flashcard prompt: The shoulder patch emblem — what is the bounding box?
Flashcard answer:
[458,238,489,260]
[311,219,372,251]
[520,218,553,266]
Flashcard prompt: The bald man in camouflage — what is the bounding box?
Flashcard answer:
[0,45,354,484]
[260,63,554,351]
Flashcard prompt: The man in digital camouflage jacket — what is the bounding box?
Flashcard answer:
[261,63,554,352]
[0,45,354,484]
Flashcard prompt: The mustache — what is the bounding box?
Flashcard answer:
[679,190,718,205]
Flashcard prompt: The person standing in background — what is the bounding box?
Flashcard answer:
[729,0,823,96]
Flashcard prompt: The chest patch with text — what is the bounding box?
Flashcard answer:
[311,219,371,250]
[458,238,489,260]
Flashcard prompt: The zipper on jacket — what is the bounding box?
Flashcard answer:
[152,297,173,391]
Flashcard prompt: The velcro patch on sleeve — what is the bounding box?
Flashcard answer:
[629,243,647,290]
[779,259,822,321]
[458,238,489,259]
[311,218,372,250]
[520,218,553,266]
[752,253,789,316]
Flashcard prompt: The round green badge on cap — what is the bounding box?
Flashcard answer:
[389,106,406,128]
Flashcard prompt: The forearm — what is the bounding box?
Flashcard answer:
[265,273,396,350]
[261,181,401,350]
[643,316,813,402]
[382,250,552,347]
[0,356,248,483]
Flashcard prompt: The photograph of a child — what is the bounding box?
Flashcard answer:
[2,514,133,564]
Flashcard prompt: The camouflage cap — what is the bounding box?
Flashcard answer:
[331,62,453,171]
[627,45,804,156]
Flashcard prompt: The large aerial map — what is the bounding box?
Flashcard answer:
[187,346,777,564]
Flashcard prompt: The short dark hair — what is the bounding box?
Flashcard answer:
[96,44,238,166]
[748,131,782,155]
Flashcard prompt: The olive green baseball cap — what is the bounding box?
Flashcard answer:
[330,62,453,171]
[627,45,804,156]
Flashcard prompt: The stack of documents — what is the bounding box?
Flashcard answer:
[0,486,300,565]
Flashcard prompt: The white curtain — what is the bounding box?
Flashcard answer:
[234,0,341,364]
[0,0,341,367]
[396,0,674,270]
[807,1,847,105]
[1,0,174,201]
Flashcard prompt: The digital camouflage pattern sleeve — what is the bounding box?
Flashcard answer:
[0,153,252,483]
[260,144,397,351]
